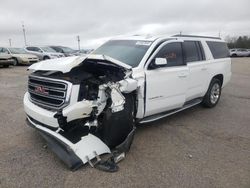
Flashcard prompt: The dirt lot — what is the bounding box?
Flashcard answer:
[0,58,249,188]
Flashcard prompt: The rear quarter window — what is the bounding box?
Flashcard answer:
[206,41,230,59]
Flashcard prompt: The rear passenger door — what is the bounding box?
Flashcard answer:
[184,41,208,101]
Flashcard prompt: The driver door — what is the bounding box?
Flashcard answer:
[144,41,189,117]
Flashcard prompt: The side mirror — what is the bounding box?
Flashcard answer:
[155,58,167,66]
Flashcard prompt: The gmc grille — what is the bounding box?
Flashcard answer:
[28,76,72,110]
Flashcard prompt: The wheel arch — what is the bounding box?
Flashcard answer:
[212,74,224,86]
[43,55,50,60]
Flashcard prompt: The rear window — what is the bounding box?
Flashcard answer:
[206,41,229,59]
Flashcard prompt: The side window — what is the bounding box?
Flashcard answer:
[27,47,39,52]
[26,47,33,51]
[2,48,9,54]
[206,41,230,59]
[32,47,40,52]
[183,41,201,62]
[151,42,184,68]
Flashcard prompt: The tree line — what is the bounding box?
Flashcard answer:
[225,36,250,49]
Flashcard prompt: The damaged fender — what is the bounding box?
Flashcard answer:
[62,78,138,123]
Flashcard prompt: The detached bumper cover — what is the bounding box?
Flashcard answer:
[26,116,111,170]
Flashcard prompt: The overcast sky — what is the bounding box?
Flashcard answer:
[0,0,249,49]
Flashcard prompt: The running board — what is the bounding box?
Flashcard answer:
[139,98,202,124]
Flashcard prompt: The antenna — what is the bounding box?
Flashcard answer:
[76,35,80,51]
[22,21,27,46]
[9,38,12,47]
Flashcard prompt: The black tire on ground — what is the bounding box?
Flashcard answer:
[43,56,50,60]
[231,54,237,57]
[202,78,222,108]
[99,94,135,148]
[3,65,9,68]
[13,58,18,66]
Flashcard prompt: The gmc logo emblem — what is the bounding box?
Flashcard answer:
[34,86,49,95]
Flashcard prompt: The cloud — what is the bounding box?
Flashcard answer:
[0,0,249,48]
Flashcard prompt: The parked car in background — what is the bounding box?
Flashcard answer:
[0,53,14,67]
[0,47,39,65]
[230,48,250,57]
[25,46,64,60]
[75,49,94,55]
[49,46,78,57]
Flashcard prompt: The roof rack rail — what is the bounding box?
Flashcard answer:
[172,34,221,40]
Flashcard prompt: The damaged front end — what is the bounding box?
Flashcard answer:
[24,55,138,171]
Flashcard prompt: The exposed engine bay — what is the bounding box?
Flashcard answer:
[25,56,138,172]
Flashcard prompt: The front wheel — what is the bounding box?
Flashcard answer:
[43,56,50,60]
[13,58,18,66]
[202,78,222,108]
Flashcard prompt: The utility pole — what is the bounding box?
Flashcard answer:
[8,39,12,47]
[77,35,80,51]
[180,31,182,35]
[22,21,27,46]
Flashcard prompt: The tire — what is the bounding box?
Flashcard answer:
[231,54,237,57]
[99,94,135,148]
[12,58,18,66]
[43,56,50,60]
[202,78,222,108]
[3,65,9,68]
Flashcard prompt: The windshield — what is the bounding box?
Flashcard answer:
[93,40,152,67]
[9,48,27,54]
[40,47,56,53]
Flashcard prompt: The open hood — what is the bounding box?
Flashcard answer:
[28,54,132,73]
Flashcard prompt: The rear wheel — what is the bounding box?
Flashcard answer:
[3,65,9,68]
[202,78,221,108]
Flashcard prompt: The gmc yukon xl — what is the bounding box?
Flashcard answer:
[24,34,231,171]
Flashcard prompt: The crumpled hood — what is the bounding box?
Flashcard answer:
[28,54,132,73]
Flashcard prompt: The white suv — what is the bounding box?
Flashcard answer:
[23,34,231,171]
[230,48,250,57]
[25,46,64,60]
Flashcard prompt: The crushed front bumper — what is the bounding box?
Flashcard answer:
[26,116,111,170]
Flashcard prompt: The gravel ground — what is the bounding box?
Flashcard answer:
[0,58,249,188]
